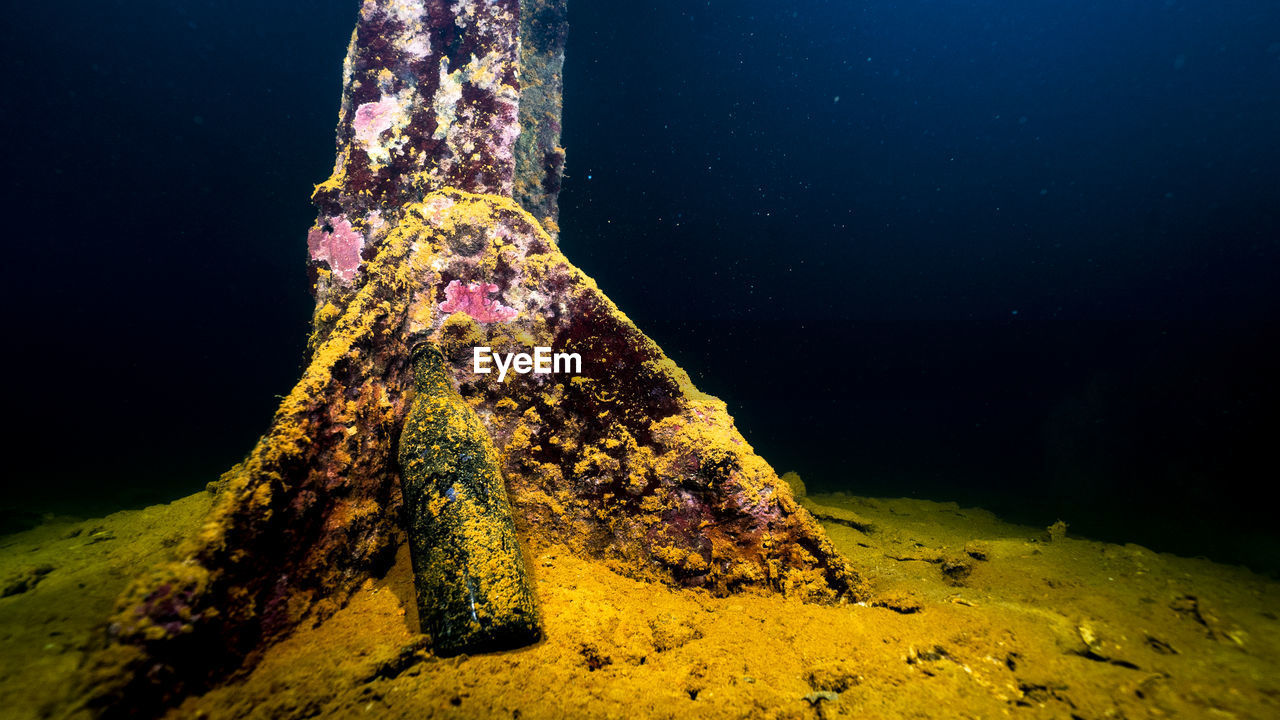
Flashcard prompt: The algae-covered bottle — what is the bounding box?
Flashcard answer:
[397,342,541,655]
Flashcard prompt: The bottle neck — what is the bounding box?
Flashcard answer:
[411,343,452,394]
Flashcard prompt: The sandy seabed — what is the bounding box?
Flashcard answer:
[2,489,1276,719]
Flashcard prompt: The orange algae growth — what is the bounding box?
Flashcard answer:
[5,492,1278,718]
[402,192,862,602]
[150,494,1280,720]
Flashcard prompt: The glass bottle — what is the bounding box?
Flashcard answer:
[397,342,541,655]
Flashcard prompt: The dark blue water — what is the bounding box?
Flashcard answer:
[559,1,1280,569]
[3,2,1278,570]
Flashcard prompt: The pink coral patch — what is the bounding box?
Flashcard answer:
[439,280,519,323]
[307,215,364,283]
[352,98,397,144]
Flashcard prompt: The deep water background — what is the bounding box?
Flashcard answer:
[3,2,1278,572]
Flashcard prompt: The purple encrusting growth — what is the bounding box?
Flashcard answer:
[133,582,203,636]
[351,97,403,150]
[439,279,519,323]
[307,215,364,283]
[308,0,523,296]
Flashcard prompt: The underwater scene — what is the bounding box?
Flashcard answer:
[3,1,1279,718]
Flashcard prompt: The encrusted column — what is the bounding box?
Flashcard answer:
[75,2,862,716]
[307,0,567,318]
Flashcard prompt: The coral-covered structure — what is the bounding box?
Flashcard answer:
[75,1,864,716]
